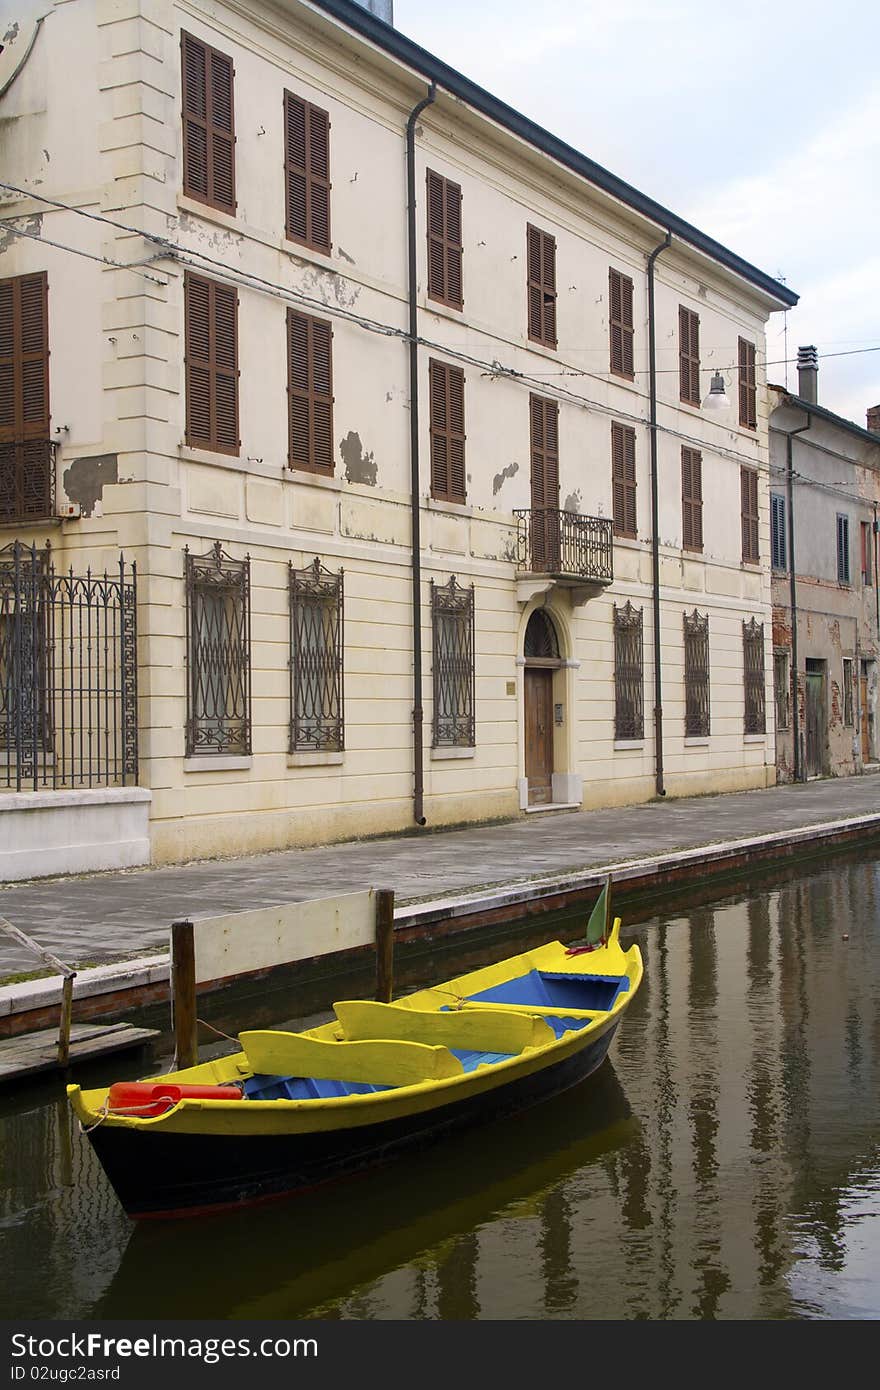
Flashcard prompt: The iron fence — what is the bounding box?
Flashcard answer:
[514,507,613,581]
[0,540,138,790]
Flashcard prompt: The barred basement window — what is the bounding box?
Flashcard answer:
[774,650,790,731]
[185,543,251,756]
[743,618,765,735]
[431,576,475,748]
[683,608,710,737]
[843,657,854,727]
[614,601,644,740]
[289,558,343,753]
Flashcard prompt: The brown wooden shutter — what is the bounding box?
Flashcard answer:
[182,32,236,214]
[426,170,463,308]
[287,310,334,474]
[529,395,559,509]
[609,268,634,377]
[611,421,636,538]
[284,92,331,253]
[185,272,239,454]
[738,337,757,429]
[429,359,466,503]
[527,225,557,348]
[681,446,703,552]
[0,272,49,442]
[741,466,759,562]
[679,306,700,404]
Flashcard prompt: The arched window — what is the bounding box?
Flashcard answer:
[524,609,560,661]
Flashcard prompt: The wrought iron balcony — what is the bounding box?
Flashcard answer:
[0,439,56,523]
[514,507,613,585]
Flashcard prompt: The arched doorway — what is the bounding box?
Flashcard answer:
[523,608,562,805]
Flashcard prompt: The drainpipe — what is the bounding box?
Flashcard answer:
[647,230,672,797]
[785,412,810,781]
[405,82,436,827]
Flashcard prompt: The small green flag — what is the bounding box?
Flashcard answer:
[586,877,612,946]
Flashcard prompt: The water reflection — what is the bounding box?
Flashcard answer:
[2,854,880,1319]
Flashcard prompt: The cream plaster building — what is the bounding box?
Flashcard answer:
[0,0,798,875]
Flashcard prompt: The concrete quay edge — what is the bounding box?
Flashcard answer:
[2,809,879,1038]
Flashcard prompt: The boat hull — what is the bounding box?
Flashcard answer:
[87,1024,618,1218]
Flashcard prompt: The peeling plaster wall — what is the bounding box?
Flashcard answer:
[0,0,782,865]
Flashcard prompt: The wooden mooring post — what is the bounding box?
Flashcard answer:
[0,915,77,1065]
[374,889,395,1003]
[170,919,198,1071]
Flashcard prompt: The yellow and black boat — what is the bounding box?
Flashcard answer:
[68,891,642,1220]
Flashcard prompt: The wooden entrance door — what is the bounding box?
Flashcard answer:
[860,666,870,761]
[525,667,554,804]
[805,669,824,777]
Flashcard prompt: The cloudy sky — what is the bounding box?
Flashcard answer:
[394,0,880,427]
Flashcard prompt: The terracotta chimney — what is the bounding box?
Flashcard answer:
[797,345,818,404]
[867,405,880,434]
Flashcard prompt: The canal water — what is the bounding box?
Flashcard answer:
[2,851,879,1321]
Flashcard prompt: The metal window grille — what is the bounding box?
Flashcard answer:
[185,542,251,756]
[1,540,138,790]
[774,650,790,731]
[837,513,850,584]
[683,608,710,736]
[843,657,854,727]
[431,576,475,747]
[614,601,644,739]
[289,558,343,753]
[743,618,766,734]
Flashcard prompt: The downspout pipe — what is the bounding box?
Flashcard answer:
[405,82,436,827]
[648,230,672,797]
[785,413,810,781]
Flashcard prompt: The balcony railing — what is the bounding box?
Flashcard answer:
[514,508,613,584]
[0,439,56,523]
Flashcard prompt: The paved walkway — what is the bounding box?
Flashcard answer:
[2,775,880,975]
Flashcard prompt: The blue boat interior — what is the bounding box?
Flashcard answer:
[241,971,623,1100]
[466,968,628,1013]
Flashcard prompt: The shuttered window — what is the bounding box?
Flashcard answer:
[681,446,703,552]
[181,31,235,214]
[771,492,787,571]
[609,268,634,378]
[741,466,759,563]
[611,421,637,538]
[0,272,52,522]
[284,91,331,253]
[429,360,466,503]
[679,306,700,405]
[287,310,334,475]
[527,225,557,348]
[427,170,463,309]
[837,513,850,584]
[185,272,239,455]
[738,337,757,429]
[861,519,873,586]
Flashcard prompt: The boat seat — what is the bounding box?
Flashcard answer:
[468,969,627,1013]
[333,999,553,1054]
[449,1048,515,1072]
[239,1030,464,1089]
[243,1074,392,1101]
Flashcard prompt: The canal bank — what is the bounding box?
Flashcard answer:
[2,775,880,1040]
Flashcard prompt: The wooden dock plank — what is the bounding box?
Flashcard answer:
[0,1023,160,1085]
